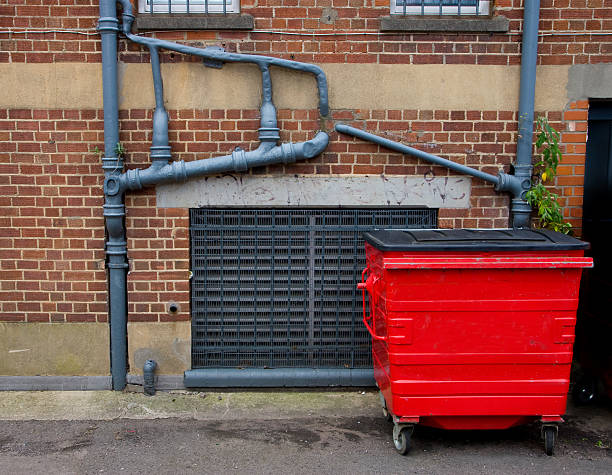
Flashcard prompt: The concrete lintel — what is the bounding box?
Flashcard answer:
[135,14,254,31]
[0,376,111,391]
[380,15,509,33]
[157,174,472,208]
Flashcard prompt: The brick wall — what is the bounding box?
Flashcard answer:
[2,0,612,64]
[0,1,600,329]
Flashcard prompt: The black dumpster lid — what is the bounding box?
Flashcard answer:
[363,229,589,251]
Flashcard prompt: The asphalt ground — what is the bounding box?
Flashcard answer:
[0,390,610,474]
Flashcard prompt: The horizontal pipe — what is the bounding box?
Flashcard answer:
[118,131,330,192]
[336,124,500,186]
[184,368,375,388]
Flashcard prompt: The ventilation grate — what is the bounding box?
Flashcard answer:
[190,208,437,370]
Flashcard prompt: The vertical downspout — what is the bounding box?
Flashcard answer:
[513,0,541,228]
[98,0,128,390]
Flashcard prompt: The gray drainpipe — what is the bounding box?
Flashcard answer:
[513,0,541,228]
[98,0,128,391]
[99,0,330,389]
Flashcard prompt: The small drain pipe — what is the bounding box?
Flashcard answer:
[513,0,541,228]
[143,359,157,396]
[335,124,524,199]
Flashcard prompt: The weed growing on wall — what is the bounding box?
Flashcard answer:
[525,116,572,235]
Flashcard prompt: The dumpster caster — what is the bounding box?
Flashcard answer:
[542,425,558,456]
[382,405,392,423]
[392,424,414,455]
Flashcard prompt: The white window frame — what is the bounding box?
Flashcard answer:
[139,0,240,14]
[391,0,490,16]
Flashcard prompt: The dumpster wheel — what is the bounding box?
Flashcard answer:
[542,425,558,456]
[392,424,414,455]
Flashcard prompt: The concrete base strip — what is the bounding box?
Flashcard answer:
[184,368,375,388]
[0,376,112,391]
[127,374,186,390]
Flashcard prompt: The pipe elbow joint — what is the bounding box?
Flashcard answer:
[298,131,329,159]
[496,171,530,200]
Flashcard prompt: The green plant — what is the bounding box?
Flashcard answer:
[525,116,572,234]
[114,142,126,159]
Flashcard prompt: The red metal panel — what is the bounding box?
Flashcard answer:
[383,256,593,269]
[361,242,593,431]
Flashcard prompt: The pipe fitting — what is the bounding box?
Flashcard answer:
[97,16,119,33]
[143,359,157,396]
[150,146,172,166]
[280,142,297,164]
[495,171,525,199]
[231,149,249,172]
[125,168,143,190]
[103,176,122,196]
[101,157,123,173]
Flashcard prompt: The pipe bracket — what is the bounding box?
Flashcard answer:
[280,142,297,164]
[232,149,249,172]
[202,46,225,69]
[171,161,188,182]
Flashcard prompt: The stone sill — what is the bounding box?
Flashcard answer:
[380,15,509,33]
[135,14,254,31]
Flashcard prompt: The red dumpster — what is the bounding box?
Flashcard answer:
[358,229,593,455]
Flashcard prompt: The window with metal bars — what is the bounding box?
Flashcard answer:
[190,208,437,371]
[139,0,239,14]
[391,0,490,16]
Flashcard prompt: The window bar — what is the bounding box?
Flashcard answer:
[205,0,208,14]
[459,0,462,16]
[220,213,225,366]
[420,0,424,17]
[476,0,480,16]
[403,0,407,16]
[223,0,227,15]
[186,0,189,14]
[270,209,276,369]
[439,0,442,16]
[168,0,171,14]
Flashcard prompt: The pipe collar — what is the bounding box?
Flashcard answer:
[125,169,142,190]
[102,157,123,173]
[232,149,249,172]
[97,16,119,32]
[280,142,297,164]
[171,161,188,182]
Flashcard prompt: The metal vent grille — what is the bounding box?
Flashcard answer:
[190,208,437,370]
